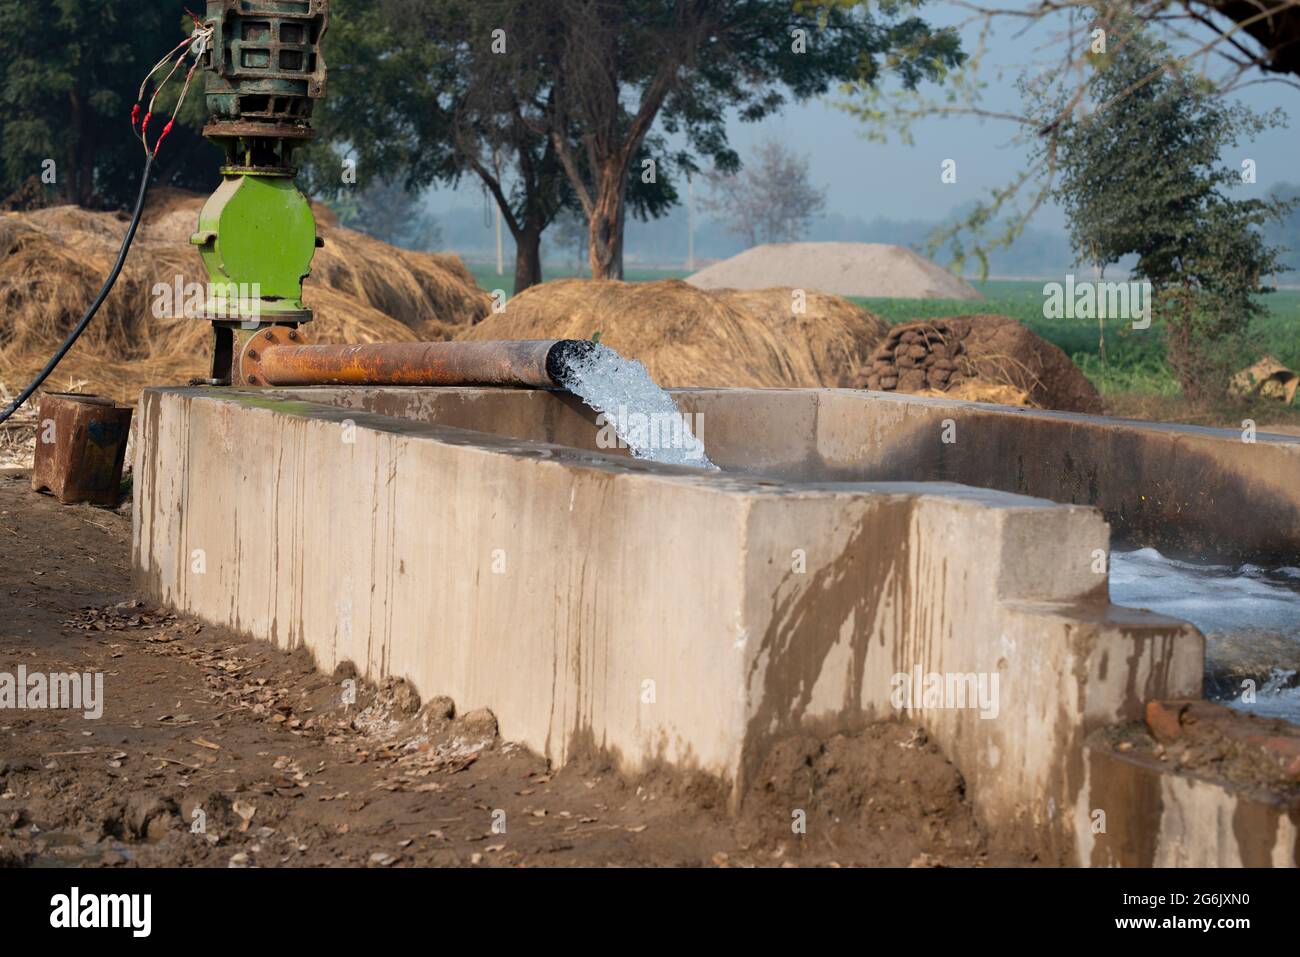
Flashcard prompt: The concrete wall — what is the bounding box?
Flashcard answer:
[811,390,1300,566]
[275,386,1300,564]
[1080,746,1300,866]
[134,386,1225,862]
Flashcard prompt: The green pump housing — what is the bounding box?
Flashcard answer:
[191,0,329,378]
[191,174,320,324]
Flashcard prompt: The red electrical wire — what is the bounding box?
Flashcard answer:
[0,17,216,425]
[131,18,213,157]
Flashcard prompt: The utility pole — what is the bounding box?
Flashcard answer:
[495,205,505,277]
[493,148,505,276]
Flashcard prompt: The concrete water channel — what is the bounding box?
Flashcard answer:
[133,384,1300,866]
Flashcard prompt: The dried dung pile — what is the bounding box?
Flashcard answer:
[459,278,889,388]
[847,314,1102,413]
[0,190,491,405]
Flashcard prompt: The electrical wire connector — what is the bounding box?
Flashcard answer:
[130,11,215,157]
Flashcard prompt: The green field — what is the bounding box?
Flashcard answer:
[467,266,1300,399]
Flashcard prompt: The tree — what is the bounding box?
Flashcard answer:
[1265,182,1300,273]
[392,0,570,292]
[338,176,443,250]
[821,0,1300,274]
[0,0,216,209]
[1042,20,1294,398]
[310,0,677,293]
[549,208,590,275]
[535,0,963,279]
[315,1,959,285]
[701,139,827,246]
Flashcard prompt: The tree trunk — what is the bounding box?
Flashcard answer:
[587,159,627,280]
[513,227,544,294]
[78,131,96,207]
[66,86,82,205]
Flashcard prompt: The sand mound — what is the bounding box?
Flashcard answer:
[0,190,491,405]
[688,243,983,300]
[459,278,888,388]
[846,314,1102,413]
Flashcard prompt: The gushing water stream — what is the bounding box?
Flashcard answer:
[551,343,717,470]
[1109,547,1300,722]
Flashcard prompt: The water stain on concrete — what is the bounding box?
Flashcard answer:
[741,499,915,790]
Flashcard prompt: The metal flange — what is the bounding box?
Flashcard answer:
[237,325,306,386]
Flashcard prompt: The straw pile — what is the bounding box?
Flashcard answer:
[712,288,889,385]
[845,314,1103,413]
[459,279,888,388]
[0,189,491,405]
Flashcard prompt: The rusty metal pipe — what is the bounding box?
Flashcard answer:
[240,335,595,389]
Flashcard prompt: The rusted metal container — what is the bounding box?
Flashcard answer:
[30,394,133,507]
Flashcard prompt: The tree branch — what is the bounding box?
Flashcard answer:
[466,153,522,238]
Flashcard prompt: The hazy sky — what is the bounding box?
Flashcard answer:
[424,2,1297,230]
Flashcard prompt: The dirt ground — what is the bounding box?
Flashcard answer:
[0,469,1007,868]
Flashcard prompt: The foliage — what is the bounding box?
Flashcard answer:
[338,176,443,250]
[313,0,961,282]
[308,0,680,291]
[1265,182,1300,274]
[701,139,827,246]
[537,0,963,277]
[825,1,1300,279]
[1040,20,1294,399]
[0,0,216,208]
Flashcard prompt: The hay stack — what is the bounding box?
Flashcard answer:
[459,278,888,389]
[0,191,491,404]
[709,287,888,387]
[847,314,1102,413]
[919,381,1032,407]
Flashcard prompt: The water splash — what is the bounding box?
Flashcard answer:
[1109,548,1300,639]
[550,342,717,470]
[1109,546,1300,721]
[1228,668,1300,723]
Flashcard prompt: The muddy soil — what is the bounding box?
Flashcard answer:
[1093,720,1300,797]
[0,470,1013,868]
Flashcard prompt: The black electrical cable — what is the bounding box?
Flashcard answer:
[0,153,155,425]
